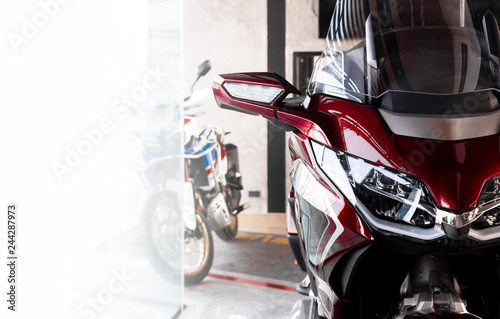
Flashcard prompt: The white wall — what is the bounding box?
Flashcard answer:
[285,0,326,80]
[183,0,328,214]
[184,0,269,214]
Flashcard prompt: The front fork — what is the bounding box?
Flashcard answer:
[396,255,477,318]
[184,161,198,231]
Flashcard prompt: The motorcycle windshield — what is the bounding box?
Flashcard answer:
[309,0,500,106]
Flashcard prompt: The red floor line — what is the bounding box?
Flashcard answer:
[207,273,297,292]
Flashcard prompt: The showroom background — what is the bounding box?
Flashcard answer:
[184,0,327,214]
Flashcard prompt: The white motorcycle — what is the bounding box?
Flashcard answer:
[139,61,246,285]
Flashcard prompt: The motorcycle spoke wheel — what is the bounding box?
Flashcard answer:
[184,213,214,285]
[151,197,182,269]
[141,192,184,284]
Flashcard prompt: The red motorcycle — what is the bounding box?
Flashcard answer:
[212,1,500,318]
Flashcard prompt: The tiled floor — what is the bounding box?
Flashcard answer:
[183,227,305,319]
[182,275,299,319]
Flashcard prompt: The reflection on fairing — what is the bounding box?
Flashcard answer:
[290,159,345,266]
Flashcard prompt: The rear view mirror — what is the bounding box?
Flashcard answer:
[483,11,500,66]
[213,72,330,144]
[197,60,212,77]
[212,72,301,117]
[190,60,212,92]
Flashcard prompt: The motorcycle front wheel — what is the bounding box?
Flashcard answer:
[184,213,214,285]
[141,191,214,285]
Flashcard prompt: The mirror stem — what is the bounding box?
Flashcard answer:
[191,75,201,93]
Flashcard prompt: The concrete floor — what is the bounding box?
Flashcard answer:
[182,231,305,318]
[56,226,306,319]
[183,275,299,319]
[210,231,304,282]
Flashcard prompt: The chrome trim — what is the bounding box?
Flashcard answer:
[355,199,445,241]
[469,226,500,241]
[379,109,500,141]
[435,207,482,228]
[396,292,470,319]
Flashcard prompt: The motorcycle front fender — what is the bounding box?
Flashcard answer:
[143,180,197,231]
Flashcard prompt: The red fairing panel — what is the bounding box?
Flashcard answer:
[392,135,500,210]
[289,131,373,239]
[288,130,322,169]
[308,95,500,211]
[289,133,372,303]
[276,108,334,146]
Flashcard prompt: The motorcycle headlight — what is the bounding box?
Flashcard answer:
[311,140,436,229]
[472,175,500,229]
[310,140,452,240]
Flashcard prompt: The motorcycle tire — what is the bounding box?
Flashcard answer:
[215,214,239,241]
[141,191,214,286]
[141,191,183,283]
[184,213,214,286]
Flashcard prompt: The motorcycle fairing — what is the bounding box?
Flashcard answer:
[211,1,500,317]
[215,75,500,213]
[288,132,373,318]
[307,94,500,212]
